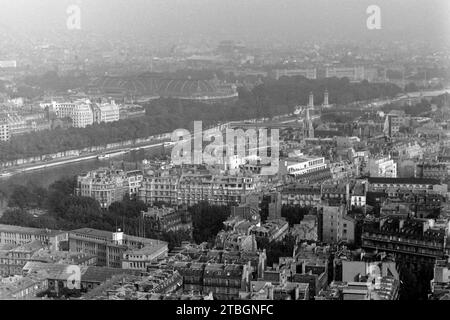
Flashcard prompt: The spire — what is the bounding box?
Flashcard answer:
[308,92,314,108]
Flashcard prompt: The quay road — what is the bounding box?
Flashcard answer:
[0,140,175,179]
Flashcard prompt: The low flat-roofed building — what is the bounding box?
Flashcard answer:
[122,243,169,271]
[69,228,168,268]
[0,224,68,251]
[22,261,140,296]
[279,156,327,178]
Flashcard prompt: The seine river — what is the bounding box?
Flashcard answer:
[0,146,168,214]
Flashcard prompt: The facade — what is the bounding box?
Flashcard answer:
[0,275,48,300]
[362,217,449,260]
[72,103,94,128]
[76,168,136,209]
[273,68,317,80]
[142,206,192,233]
[0,120,9,141]
[291,261,328,299]
[416,162,449,181]
[367,177,444,193]
[50,100,94,128]
[279,157,327,177]
[431,260,450,297]
[320,205,355,244]
[0,241,46,276]
[351,181,367,207]
[139,173,179,205]
[0,224,68,251]
[250,219,289,242]
[325,66,365,82]
[369,156,397,178]
[139,170,257,207]
[122,244,169,271]
[92,102,120,124]
[126,170,144,196]
[280,184,322,206]
[383,111,410,137]
[321,182,350,206]
[174,262,252,300]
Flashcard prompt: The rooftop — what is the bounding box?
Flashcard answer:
[368,177,440,185]
[0,224,66,238]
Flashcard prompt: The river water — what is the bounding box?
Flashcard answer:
[0,145,168,213]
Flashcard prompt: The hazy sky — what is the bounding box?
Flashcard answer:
[0,0,448,45]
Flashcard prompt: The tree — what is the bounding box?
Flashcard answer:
[190,202,230,244]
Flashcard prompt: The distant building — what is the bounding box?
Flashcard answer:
[383,110,410,137]
[416,162,449,181]
[91,102,120,124]
[273,68,317,80]
[0,120,9,141]
[325,66,365,82]
[119,104,146,120]
[50,100,94,128]
[72,103,94,128]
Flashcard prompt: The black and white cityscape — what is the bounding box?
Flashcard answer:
[0,0,449,303]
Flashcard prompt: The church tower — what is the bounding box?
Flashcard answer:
[308,91,314,108]
[323,89,329,107]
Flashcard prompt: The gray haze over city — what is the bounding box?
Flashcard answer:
[0,0,449,45]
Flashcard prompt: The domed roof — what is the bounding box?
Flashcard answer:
[158,79,217,97]
[91,73,237,101]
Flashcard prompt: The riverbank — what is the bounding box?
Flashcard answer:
[0,139,173,179]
